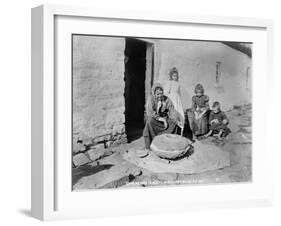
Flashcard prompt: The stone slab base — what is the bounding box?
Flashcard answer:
[123,141,230,174]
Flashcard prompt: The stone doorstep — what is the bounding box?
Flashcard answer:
[73,152,143,189]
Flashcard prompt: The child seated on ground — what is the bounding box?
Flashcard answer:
[205,101,231,139]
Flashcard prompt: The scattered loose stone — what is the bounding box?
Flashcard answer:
[87,147,108,161]
[73,153,91,167]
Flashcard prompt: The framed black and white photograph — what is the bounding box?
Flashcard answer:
[31,4,274,221]
[71,35,252,190]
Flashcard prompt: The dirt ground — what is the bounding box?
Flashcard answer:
[73,104,252,190]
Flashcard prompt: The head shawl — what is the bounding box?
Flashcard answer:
[212,101,221,108]
[194,83,204,94]
[151,82,164,96]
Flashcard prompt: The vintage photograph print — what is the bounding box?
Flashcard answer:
[72,35,252,190]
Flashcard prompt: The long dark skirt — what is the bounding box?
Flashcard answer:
[190,112,209,136]
[143,117,178,149]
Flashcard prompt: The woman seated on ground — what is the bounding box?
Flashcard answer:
[205,101,231,139]
[143,83,180,150]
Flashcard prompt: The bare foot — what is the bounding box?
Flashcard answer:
[204,132,212,138]
[136,148,149,158]
[192,134,197,141]
[217,131,224,139]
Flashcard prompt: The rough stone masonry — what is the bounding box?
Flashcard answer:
[72,36,127,166]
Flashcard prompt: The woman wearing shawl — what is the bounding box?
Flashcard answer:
[143,83,179,150]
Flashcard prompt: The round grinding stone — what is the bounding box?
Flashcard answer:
[150,134,192,160]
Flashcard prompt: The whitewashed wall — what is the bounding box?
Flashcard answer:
[152,39,252,110]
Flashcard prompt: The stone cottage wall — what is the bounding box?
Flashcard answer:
[72,35,127,163]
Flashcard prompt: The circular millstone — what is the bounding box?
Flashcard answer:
[150,134,192,160]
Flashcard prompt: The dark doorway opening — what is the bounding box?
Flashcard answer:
[124,38,153,142]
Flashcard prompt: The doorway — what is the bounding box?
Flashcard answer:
[124,38,154,142]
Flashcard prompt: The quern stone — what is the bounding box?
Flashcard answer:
[150,134,193,160]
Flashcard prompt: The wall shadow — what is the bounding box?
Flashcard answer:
[72,164,114,187]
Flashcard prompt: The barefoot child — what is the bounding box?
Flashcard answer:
[206,101,231,138]
[164,67,185,133]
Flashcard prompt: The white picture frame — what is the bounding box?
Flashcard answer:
[31,4,274,221]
